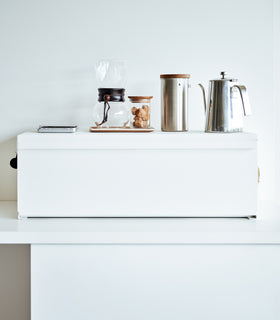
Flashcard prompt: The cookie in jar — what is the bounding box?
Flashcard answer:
[128,96,153,128]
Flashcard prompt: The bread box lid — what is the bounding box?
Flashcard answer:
[17,131,257,150]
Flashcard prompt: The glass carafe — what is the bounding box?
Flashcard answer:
[92,60,129,128]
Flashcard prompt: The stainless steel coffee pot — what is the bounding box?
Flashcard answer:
[199,72,252,132]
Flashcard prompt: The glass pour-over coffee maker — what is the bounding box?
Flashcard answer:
[92,60,130,128]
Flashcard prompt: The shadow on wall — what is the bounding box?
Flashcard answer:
[0,136,17,200]
[0,245,30,320]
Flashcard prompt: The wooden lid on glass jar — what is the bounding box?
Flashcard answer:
[128,96,153,103]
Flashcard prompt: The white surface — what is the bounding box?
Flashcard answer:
[274,0,280,204]
[0,0,276,207]
[1,201,280,244]
[17,132,258,218]
[18,131,257,149]
[31,244,280,320]
[17,131,257,151]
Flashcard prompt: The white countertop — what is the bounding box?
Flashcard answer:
[1,201,280,244]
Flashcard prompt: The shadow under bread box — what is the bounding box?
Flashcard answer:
[17,132,258,218]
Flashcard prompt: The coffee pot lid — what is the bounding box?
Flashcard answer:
[211,71,238,82]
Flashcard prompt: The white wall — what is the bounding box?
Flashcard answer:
[0,0,275,204]
[0,2,277,319]
[274,0,280,204]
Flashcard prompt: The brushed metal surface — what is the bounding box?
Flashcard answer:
[161,78,189,131]
[199,72,251,133]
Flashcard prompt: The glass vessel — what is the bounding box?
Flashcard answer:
[92,60,129,128]
[128,96,153,128]
[93,88,129,128]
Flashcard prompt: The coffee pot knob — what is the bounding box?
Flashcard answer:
[220,71,227,79]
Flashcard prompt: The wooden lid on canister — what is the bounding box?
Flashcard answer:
[160,74,191,79]
[128,96,153,103]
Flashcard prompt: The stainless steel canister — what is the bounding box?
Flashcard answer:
[160,74,190,131]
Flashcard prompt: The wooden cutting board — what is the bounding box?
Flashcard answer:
[89,126,155,133]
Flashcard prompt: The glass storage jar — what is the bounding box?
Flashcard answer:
[128,96,153,128]
[93,88,129,128]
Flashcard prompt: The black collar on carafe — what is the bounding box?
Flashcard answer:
[98,88,125,102]
[97,88,125,126]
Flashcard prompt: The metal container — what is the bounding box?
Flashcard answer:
[160,74,190,132]
[198,71,252,133]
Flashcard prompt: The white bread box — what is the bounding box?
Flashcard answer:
[17,131,258,218]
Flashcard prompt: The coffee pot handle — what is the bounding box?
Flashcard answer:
[233,85,252,116]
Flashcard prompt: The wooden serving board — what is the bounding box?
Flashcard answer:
[89,126,155,133]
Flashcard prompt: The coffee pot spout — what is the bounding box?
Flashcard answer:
[198,84,207,113]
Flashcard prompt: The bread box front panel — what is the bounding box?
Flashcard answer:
[17,132,258,218]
